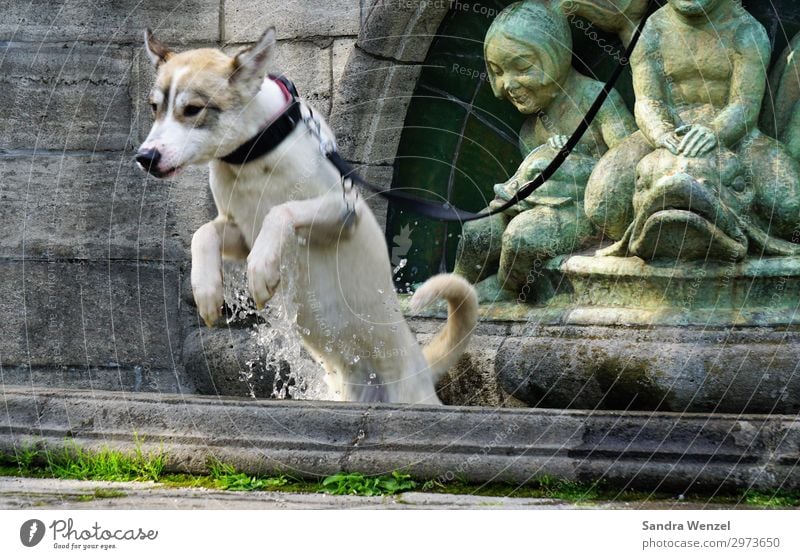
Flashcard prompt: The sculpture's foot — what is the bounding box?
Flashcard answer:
[595,238,628,257]
[475,274,519,304]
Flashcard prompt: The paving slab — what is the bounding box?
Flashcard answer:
[0,477,761,510]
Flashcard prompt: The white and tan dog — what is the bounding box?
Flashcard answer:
[135,28,477,404]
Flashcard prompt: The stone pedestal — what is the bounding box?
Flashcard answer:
[491,255,800,413]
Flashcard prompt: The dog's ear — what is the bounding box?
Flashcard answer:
[144,29,174,68]
[230,27,276,94]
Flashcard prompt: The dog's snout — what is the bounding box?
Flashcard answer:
[135,148,161,174]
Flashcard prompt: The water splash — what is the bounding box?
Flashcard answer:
[222,238,328,401]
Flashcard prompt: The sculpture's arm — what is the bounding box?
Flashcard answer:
[597,88,638,149]
[709,21,770,148]
[631,33,677,148]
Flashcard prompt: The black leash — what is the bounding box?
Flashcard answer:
[327,1,657,222]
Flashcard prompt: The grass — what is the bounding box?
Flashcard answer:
[0,438,165,482]
[1,440,799,507]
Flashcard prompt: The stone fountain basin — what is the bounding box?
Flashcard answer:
[410,255,800,414]
[2,386,798,492]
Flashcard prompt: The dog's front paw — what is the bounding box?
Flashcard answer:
[247,250,281,309]
[192,281,224,327]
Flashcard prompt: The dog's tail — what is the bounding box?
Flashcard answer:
[409,274,478,383]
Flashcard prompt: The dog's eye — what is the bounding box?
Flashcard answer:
[184,105,203,117]
[149,102,158,114]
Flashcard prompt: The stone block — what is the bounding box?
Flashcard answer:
[0,260,182,369]
[350,163,392,230]
[0,44,133,151]
[182,323,326,400]
[358,0,449,62]
[225,0,360,42]
[273,41,333,118]
[0,153,213,260]
[0,0,219,44]
[332,38,356,92]
[329,48,421,163]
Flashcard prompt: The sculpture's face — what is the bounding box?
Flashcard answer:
[667,0,727,18]
[485,35,556,114]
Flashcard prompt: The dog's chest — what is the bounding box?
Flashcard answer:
[209,164,294,248]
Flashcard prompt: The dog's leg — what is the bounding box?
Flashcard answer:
[247,191,359,308]
[191,216,248,326]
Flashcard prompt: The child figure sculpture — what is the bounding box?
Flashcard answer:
[453,1,636,301]
[586,0,800,259]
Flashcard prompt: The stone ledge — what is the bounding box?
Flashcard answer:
[0,365,191,394]
[1,386,797,491]
[496,322,800,414]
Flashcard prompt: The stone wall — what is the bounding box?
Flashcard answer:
[0,0,369,394]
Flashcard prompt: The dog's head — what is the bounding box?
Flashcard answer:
[135,28,277,178]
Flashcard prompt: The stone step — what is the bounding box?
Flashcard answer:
[1,386,797,491]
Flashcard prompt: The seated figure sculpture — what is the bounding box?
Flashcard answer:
[453,1,636,301]
[763,31,800,163]
[586,0,800,260]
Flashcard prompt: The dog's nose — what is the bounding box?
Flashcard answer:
[135,148,161,174]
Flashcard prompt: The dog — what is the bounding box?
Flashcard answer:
[135,27,478,404]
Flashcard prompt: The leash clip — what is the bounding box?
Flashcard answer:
[302,108,337,156]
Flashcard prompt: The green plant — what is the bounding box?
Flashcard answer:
[207,458,289,491]
[534,475,600,501]
[743,489,800,508]
[320,471,416,496]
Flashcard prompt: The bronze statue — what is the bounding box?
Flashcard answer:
[453,1,636,301]
[586,0,800,260]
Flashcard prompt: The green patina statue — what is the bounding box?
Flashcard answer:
[764,31,800,163]
[453,1,636,302]
[586,0,800,260]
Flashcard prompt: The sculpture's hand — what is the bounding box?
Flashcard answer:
[656,130,682,155]
[547,135,569,151]
[677,124,717,157]
[493,179,518,202]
